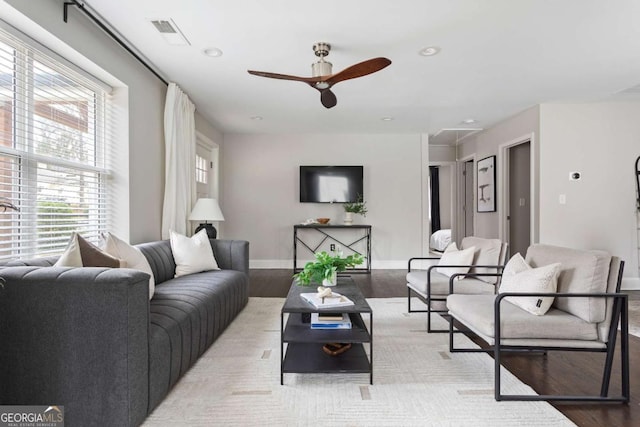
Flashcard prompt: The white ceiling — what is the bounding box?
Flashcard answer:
[82,0,640,139]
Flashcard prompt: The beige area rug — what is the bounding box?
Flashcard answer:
[143,297,575,427]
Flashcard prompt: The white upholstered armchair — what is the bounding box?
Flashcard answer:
[407,236,509,332]
[447,244,629,402]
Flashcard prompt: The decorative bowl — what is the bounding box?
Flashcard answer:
[316,217,330,224]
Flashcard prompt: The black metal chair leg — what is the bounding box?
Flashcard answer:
[600,325,618,396]
[621,299,630,402]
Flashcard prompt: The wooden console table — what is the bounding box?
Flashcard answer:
[293,224,371,273]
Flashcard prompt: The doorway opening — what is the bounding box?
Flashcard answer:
[507,141,531,257]
[428,162,455,252]
[499,133,537,257]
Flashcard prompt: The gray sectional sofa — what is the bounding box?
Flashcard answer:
[0,238,249,427]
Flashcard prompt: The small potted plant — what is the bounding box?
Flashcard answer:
[342,194,367,225]
[294,250,364,286]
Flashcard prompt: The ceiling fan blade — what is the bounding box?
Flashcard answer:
[326,57,392,86]
[320,89,337,109]
[247,70,320,84]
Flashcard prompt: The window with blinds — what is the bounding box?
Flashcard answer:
[0,29,110,260]
[195,154,208,184]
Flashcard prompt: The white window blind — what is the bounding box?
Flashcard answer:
[0,28,111,260]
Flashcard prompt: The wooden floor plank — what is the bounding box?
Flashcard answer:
[249,268,640,427]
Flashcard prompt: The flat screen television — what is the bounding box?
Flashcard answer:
[299,166,363,203]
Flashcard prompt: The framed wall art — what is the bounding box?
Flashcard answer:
[477,155,496,212]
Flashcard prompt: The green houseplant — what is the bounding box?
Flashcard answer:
[293,250,364,286]
[342,194,367,225]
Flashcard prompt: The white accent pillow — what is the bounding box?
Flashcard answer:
[55,232,121,268]
[100,232,156,299]
[499,253,562,316]
[170,229,220,277]
[55,232,83,267]
[437,243,476,278]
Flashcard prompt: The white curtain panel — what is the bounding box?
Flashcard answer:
[162,83,196,239]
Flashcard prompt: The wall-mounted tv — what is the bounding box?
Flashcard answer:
[299,166,363,203]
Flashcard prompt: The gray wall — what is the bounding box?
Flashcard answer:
[429,145,456,162]
[460,103,639,287]
[458,106,540,240]
[222,133,424,267]
[539,103,640,287]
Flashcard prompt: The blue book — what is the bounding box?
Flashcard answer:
[310,313,352,329]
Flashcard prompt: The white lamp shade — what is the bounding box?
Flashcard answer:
[189,198,225,222]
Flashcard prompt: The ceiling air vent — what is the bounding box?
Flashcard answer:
[149,19,190,46]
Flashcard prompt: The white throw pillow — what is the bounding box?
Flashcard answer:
[499,253,562,316]
[100,232,156,299]
[55,232,121,268]
[170,229,220,277]
[437,243,476,279]
[55,232,83,267]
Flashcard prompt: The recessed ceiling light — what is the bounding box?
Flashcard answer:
[461,118,478,124]
[381,117,394,121]
[419,46,440,57]
[203,47,223,57]
[250,116,263,121]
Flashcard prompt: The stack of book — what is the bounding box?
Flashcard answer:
[310,312,352,329]
[300,292,354,309]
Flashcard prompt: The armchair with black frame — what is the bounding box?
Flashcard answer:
[407,236,509,333]
[446,244,629,402]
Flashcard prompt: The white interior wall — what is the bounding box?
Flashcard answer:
[222,133,424,268]
[5,0,222,244]
[539,102,640,288]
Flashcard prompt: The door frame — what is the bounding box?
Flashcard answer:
[498,132,537,247]
[455,153,475,245]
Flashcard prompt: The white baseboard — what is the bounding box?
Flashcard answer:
[249,259,408,270]
[621,277,640,291]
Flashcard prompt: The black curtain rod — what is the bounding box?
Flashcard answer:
[63,1,169,86]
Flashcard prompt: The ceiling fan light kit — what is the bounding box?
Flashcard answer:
[248,42,391,109]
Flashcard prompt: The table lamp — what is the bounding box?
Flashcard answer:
[189,198,225,238]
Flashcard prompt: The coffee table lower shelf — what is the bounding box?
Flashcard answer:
[282,342,371,375]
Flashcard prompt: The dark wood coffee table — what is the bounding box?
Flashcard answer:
[280,275,373,385]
